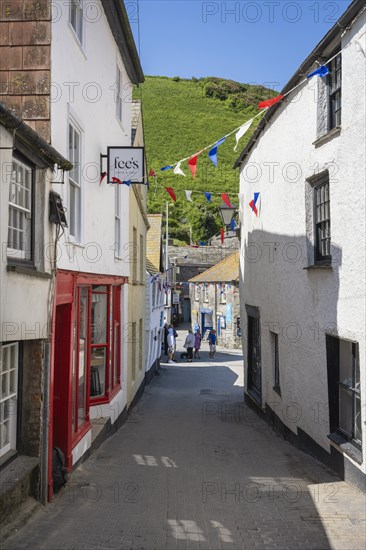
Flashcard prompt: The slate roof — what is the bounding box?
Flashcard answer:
[146,258,160,275]
[189,251,240,283]
[168,244,238,268]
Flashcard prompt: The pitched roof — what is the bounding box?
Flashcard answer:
[189,251,240,283]
[233,0,365,169]
[146,258,160,275]
[147,214,163,270]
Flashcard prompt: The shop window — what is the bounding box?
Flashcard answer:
[0,343,18,458]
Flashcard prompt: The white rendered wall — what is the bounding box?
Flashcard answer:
[51,2,133,277]
[239,15,365,473]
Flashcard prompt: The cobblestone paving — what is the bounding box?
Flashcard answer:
[4,338,366,550]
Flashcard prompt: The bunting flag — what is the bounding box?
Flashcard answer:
[258,95,284,109]
[188,152,201,178]
[174,161,186,177]
[100,171,107,186]
[249,192,260,216]
[112,177,131,186]
[148,168,156,177]
[161,165,173,171]
[185,190,193,202]
[221,193,232,208]
[204,192,212,203]
[230,219,236,231]
[220,228,225,244]
[165,187,177,202]
[208,137,226,167]
[234,120,253,151]
[307,65,329,79]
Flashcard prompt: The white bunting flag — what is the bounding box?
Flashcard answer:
[185,190,193,202]
[174,161,186,176]
[234,119,253,151]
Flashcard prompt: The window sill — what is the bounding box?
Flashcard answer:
[328,432,362,464]
[273,386,281,396]
[304,263,332,270]
[7,264,52,279]
[313,126,341,148]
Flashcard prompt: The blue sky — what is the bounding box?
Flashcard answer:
[129,0,353,89]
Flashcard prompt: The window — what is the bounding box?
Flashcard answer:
[116,65,123,123]
[132,227,137,282]
[314,174,331,263]
[72,287,88,433]
[271,332,280,395]
[219,284,227,303]
[69,123,82,240]
[139,235,144,283]
[131,322,137,381]
[194,285,200,302]
[7,157,33,261]
[0,343,18,458]
[328,52,341,130]
[70,0,84,44]
[203,284,209,303]
[90,285,122,399]
[115,185,121,257]
[326,336,362,451]
[139,319,143,371]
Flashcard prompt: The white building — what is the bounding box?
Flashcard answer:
[235,0,365,490]
[145,260,165,381]
[48,0,144,497]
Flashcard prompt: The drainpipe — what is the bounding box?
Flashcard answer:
[41,339,50,505]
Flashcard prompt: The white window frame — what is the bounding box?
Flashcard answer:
[7,157,33,261]
[220,284,227,304]
[69,0,84,45]
[194,285,200,302]
[116,64,123,123]
[68,121,82,242]
[0,343,18,458]
[115,184,121,257]
[203,285,209,303]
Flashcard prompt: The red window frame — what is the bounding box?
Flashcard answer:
[71,286,91,446]
[89,285,122,405]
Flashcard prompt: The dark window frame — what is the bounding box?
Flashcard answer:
[271,332,281,395]
[313,174,331,265]
[327,51,342,131]
[326,335,362,452]
[246,305,261,404]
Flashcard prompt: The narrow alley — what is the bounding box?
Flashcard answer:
[3,331,365,550]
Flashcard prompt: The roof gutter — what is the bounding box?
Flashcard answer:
[0,103,72,171]
[233,0,365,168]
[101,0,144,85]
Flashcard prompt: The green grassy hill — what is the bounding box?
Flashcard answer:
[135,76,275,242]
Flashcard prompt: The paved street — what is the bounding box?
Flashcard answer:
[4,332,366,550]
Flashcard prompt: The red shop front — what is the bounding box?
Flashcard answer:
[48,269,127,500]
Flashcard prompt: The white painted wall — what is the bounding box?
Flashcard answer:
[145,274,165,372]
[0,125,55,342]
[239,13,366,474]
[51,1,133,277]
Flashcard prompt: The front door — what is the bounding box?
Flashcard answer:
[247,307,261,404]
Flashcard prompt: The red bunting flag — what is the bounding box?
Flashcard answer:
[220,228,225,244]
[188,150,203,178]
[258,95,284,109]
[112,177,122,184]
[148,169,156,177]
[165,187,177,202]
[221,193,232,208]
[100,171,107,185]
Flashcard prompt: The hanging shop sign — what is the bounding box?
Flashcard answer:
[107,146,145,184]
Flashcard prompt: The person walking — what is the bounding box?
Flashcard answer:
[183,329,195,362]
[208,329,217,359]
[194,329,202,359]
[167,326,176,364]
